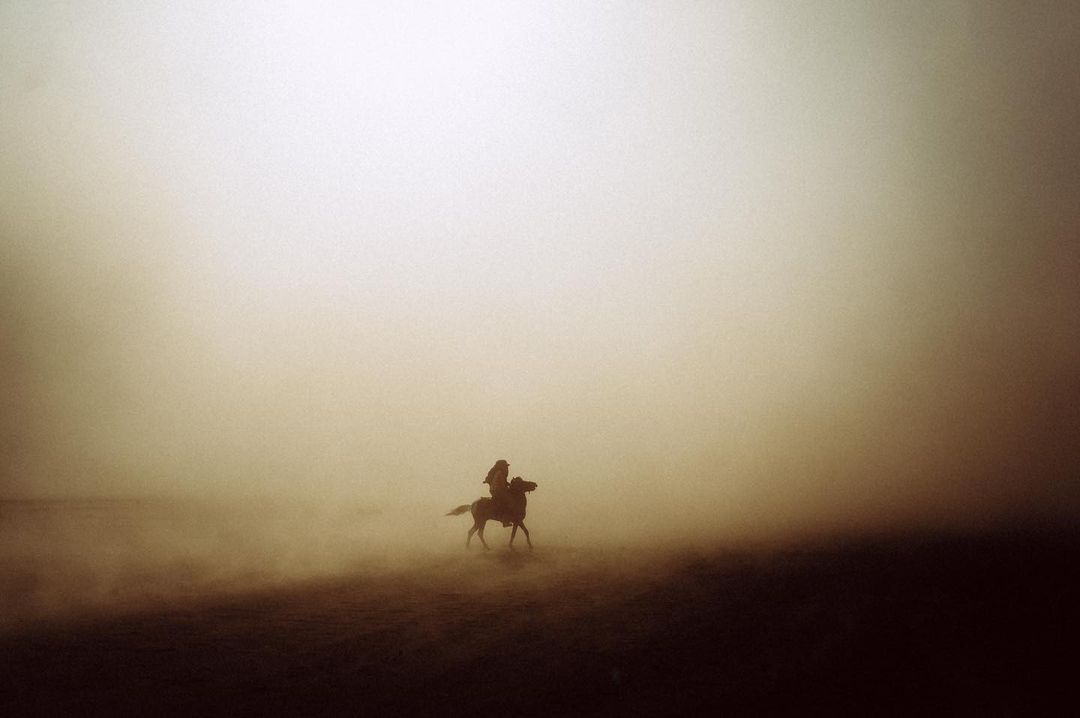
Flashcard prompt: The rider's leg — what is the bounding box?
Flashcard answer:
[497,492,512,527]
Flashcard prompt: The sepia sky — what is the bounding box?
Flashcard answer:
[2,1,1078,536]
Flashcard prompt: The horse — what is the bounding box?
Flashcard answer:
[446,477,537,550]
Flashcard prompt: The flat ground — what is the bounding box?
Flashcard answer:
[3,528,1077,716]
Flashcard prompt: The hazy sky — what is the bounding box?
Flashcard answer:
[2,1,1078,535]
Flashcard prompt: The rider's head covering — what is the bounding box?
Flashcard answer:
[484,459,510,483]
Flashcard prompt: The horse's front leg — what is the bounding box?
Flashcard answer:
[509,523,518,550]
[518,522,532,550]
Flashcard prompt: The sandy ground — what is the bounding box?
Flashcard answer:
[2,519,1077,716]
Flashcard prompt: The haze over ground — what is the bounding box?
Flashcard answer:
[2,1,1079,544]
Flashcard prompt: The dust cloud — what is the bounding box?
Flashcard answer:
[2,2,1079,624]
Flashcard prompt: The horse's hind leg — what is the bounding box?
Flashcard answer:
[477,521,490,550]
[509,524,518,550]
[518,522,532,550]
[467,522,479,549]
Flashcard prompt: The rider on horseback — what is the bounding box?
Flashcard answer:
[483,459,513,527]
[446,470,537,550]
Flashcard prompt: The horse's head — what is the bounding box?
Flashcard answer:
[509,476,537,493]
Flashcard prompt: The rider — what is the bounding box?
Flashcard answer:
[483,459,513,527]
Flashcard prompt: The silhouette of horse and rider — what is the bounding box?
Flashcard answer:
[446,459,537,550]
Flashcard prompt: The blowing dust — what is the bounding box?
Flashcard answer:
[0,494,730,628]
[2,2,1080,630]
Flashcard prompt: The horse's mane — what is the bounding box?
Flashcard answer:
[509,476,537,493]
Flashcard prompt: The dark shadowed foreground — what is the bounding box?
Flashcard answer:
[2,503,1077,716]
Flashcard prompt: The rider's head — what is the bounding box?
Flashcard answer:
[484,459,510,484]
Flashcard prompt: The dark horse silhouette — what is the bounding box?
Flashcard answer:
[446,477,537,550]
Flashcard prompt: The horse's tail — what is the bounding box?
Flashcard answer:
[445,504,471,517]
